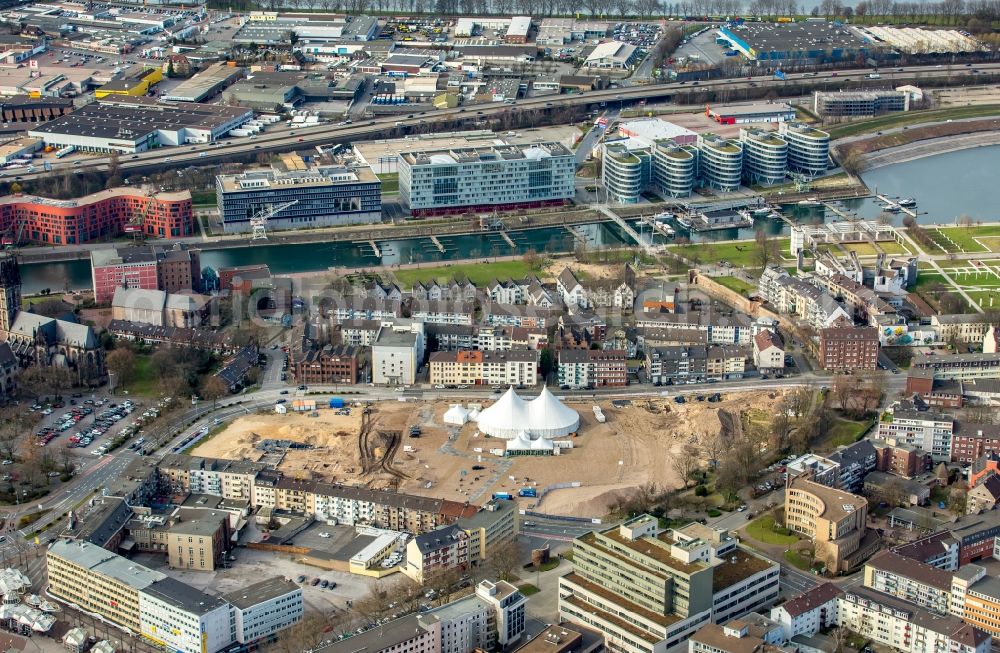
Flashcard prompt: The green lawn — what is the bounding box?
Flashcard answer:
[784,549,814,571]
[667,239,791,269]
[746,515,800,546]
[122,354,159,397]
[190,189,217,207]
[392,260,534,287]
[377,173,399,194]
[826,105,1000,139]
[824,418,874,449]
[938,226,1000,253]
[710,275,757,295]
[517,583,540,596]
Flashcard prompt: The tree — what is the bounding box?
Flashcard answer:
[949,487,967,515]
[539,348,554,378]
[489,539,520,582]
[670,444,700,486]
[522,248,542,271]
[753,229,779,270]
[839,149,868,175]
[105,348,136,392]
[201,376,229,408]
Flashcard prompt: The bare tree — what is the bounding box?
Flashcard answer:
[106,348,136,392]
[489,540,521,582]
[670,445,700,486]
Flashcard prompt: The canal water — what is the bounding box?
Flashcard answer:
[20,221,634,295]
[21,146,998,294]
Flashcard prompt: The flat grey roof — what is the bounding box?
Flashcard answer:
[221,576,299,610]
[144,577,228,615]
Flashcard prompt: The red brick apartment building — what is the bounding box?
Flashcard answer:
[91,244,200,304]
[819,326,879,371]
[0,188,192,245]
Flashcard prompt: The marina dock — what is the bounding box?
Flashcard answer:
[368,240,381,257]
[876,194,917,217]
[499,231,516,248]
[430,235,445,253]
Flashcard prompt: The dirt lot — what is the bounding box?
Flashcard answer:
[193,390,786,517]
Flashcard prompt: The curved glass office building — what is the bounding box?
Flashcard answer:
[651,139,698,198]
[779,122,831,177]
[696,134,743,192]
[601,142,648,204]
[740,128,788,186]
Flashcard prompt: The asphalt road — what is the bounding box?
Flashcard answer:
[11,62,1000,185]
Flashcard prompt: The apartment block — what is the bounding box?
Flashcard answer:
[819,325,879,372]
[557,349,628,389]
[558,515,779,653]
[910,352,1000,384]
[876,400,954,461]
[864,550,952,614]
[428,349,539,387]
[951,422,1000,464]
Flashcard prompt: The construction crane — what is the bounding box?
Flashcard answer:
[125,192,160,242]
[250,200,298,241]
[1,219,25,251]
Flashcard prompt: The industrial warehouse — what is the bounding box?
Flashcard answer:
[28,96,252,153]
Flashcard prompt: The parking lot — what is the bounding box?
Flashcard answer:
[674,28,732,66]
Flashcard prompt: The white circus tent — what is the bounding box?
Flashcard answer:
[475,386,579,440]
[443,404,471,426]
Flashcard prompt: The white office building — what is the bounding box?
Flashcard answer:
[739,128,787,186]
[779,122,830,177]
[398,142,575,215]
[651,140,698,198]
[223,577,303,644]
[696,134,743,191]
[139,578,234,653]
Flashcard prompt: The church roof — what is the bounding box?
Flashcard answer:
[9,312,98,349]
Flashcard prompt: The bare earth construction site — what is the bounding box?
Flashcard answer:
[191,390,788,517]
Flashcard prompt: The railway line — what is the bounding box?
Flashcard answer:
[9,62,1000,185]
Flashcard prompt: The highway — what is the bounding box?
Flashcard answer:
[9,62,1000,185]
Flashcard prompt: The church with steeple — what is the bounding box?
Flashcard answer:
[0,257,105,385]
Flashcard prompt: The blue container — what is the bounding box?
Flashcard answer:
[329,398,345,408]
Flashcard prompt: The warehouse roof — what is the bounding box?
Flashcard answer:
[724,21,866,53]
[30,98,250,140]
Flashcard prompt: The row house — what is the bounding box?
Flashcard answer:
[337,318,383,346]
[359,280,403,302]
[485,277,538,305]
[557,349,628,389]
[411,278,477,303]
[557,265,637,311]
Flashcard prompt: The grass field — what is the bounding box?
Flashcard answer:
[746,515,800,545]
[842,242,880,256]
[668,239,791,269]
[710,276,757,295]
[784,549,814,571]
[191,189,217,206]
[938,226,1000,253]
[933,227,989,253]
[123,355,159,397]
[392,260,533,287]
[823,418,874,450]
[923,229,959,254]
[377,173,399,194]
[874,240,911,255]
[826,105,1000,139]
